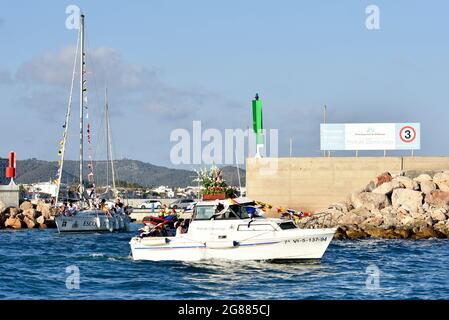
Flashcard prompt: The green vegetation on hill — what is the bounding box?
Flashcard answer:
[15,159,246,187]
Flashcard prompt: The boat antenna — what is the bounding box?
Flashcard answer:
[235,150,242,196]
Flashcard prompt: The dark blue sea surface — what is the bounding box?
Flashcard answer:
[1,224,448,300]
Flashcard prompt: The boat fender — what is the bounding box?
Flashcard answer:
[108,218,114,232]
[95,215,101,229]
[141,238,169,246]
[206,241,238,249]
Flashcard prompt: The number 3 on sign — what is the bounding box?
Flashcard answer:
[400,126,416,143]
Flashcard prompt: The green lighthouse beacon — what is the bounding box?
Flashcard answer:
[252,93,264,158]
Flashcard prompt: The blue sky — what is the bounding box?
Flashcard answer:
[1,0,449,168]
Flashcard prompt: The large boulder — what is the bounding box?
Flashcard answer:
[434,221,449,237]
[350,192,390,211]
[338,208,370,226]
[318,208,345,225]
[413,227,444,239]
[411,211,432,225]
[0,214,6,229]
[23,216,36,229]
[397,213,416,228]
[0,201,6,214]
[381,212,399,229]
[375,172,392,187]
[420,180,437,195]
[19,201,33,211]
[393,176,419,190]
[5,217,23,229]
[425,190,449,208]
[37,202,53,219]
[372,180,403,195]
[430,208,447,222]
[360,212,384,228]
[391,189,423,212]
[364,228,409,239]
[23,208,36,220]
[345,228,368,239]
[36,215,45,225]
[8,207,20,217]
[413,174,433,183]
[433,172,449,192]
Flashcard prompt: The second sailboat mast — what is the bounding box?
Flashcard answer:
[105,88,116,191]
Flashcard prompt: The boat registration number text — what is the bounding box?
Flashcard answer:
[284,237,328,244]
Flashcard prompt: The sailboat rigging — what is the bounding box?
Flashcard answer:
[53,13,130,232]
[105,88,117,195]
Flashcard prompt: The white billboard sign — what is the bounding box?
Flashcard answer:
[320,123,420,151]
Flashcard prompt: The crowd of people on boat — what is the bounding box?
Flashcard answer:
[138,204,190,238]
[58,197,128,217]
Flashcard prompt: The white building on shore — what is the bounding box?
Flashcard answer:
[24,181,68,199]
[151,185,175,198]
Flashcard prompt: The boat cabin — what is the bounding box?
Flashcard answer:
[193,198,265,221]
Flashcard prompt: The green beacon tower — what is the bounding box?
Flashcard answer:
[252,93,264,158]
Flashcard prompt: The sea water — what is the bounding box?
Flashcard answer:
[1,224,448,299]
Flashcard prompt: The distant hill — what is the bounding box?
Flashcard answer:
[15,159,246,187]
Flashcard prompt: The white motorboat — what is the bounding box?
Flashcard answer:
[55,210,130,232]
[130,198,336,261]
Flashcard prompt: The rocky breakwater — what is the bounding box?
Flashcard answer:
[0,200,57,230]
[297,170,449,239]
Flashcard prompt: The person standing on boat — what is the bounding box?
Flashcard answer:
[67,202,77,215]
[99,199,109,214]
[115,202,124,215]
[175,220,184,236]
[59,202,68,216]
[149,223,166,237]
[159,204,170,218]
[114,198,125,215]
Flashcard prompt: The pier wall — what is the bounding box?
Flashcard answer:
[246,157,449,212]
[0,185,20,208]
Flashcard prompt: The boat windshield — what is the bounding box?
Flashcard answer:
[194,206,216,220]
[229,205,262,219]
[194,204,263,221]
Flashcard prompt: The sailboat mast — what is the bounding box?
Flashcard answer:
[105,88,110,188]
[79,14,85,197]
[105,89,116,191]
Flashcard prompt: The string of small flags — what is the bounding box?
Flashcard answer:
[83,60,95,184]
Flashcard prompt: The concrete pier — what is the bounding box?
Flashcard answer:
[0,184,19,208]
[246,156,449,212]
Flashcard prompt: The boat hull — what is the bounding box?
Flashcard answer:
[130,228,336,261]
[55,212,130,233]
